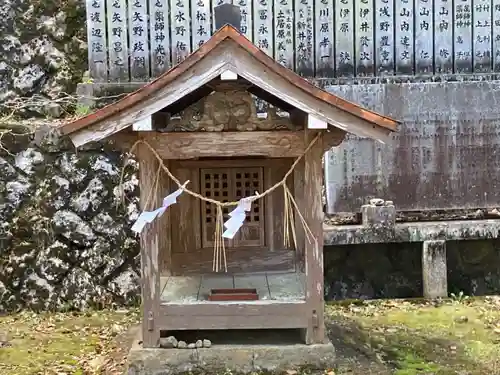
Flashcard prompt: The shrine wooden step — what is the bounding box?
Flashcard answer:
[208,288,259,301]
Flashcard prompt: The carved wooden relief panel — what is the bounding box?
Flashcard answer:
[160,91,303,132]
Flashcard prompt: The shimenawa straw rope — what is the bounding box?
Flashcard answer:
[120,133,321,272]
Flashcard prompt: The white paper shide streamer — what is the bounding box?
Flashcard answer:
[131,181,190,234]
[222,197,253,239]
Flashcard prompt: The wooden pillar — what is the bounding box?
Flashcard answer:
[158,161,171,273]
[138,141,162,348]
[293,159,306,272]
[302,130,326,344]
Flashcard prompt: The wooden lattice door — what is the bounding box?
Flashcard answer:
[200,167,265,249]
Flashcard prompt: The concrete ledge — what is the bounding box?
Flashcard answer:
[76,82,148,108]
[126,334,336,375]
[324,219,500,245]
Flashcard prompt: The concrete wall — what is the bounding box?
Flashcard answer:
[325,239,500,300]
[324,80,500,214]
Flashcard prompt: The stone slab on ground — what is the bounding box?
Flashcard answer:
[126,331,336,375]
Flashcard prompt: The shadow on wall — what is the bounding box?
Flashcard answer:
[324,243,423,300]
[324,239,500,300]
[447,240,500,296]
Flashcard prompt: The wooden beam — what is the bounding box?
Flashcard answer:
[108,131,138,151]
[171,246,294,275]
[158,302,307,330]
[160,301,306,316]
[174,158,286,169]
[138,140,162,348]
[265,159,294,257]
[289,109,307,128]
[323,128,347,152]
[302,131,326,344]
[169,163,202,267]
[142,131,309,159]
[307,114,328,129]
[133,115,153,131]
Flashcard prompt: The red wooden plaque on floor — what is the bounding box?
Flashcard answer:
[208,288,259,301]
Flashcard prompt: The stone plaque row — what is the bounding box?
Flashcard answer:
[86,0,500,81]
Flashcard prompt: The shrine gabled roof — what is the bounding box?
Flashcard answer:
[59,25,400,147]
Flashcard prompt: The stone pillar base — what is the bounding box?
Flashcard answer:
[422,240,448,298]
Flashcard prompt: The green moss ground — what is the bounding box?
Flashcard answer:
[328,297,500,374]
[1,298,500,374]
[0,309,139,375]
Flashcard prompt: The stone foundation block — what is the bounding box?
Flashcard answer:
[361,203,396,228]
[126,331,336,375]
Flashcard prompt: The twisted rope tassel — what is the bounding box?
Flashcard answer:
[283,184,290,248]
[285,184,315,245]
[213,205,227,272]
[282,184,298,250]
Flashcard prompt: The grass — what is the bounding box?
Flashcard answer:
[0,309,139,375]
[327,296,500,374]
[1,298,500,374]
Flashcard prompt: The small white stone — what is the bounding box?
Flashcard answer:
[489,208,500,216]
[203,339,212,348]
[14,148,44,174]
[369,198,385,206]
[159,336,178,348]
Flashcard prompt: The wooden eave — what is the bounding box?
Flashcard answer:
[59,25,400,147]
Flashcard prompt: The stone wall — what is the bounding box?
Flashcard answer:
[0,0,86,116]
[0,123,140,311]
[0,0,142,311]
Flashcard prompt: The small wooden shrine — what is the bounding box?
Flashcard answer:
[60,21,398,348]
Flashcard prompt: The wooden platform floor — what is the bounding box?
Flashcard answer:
[160,272,305,303]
